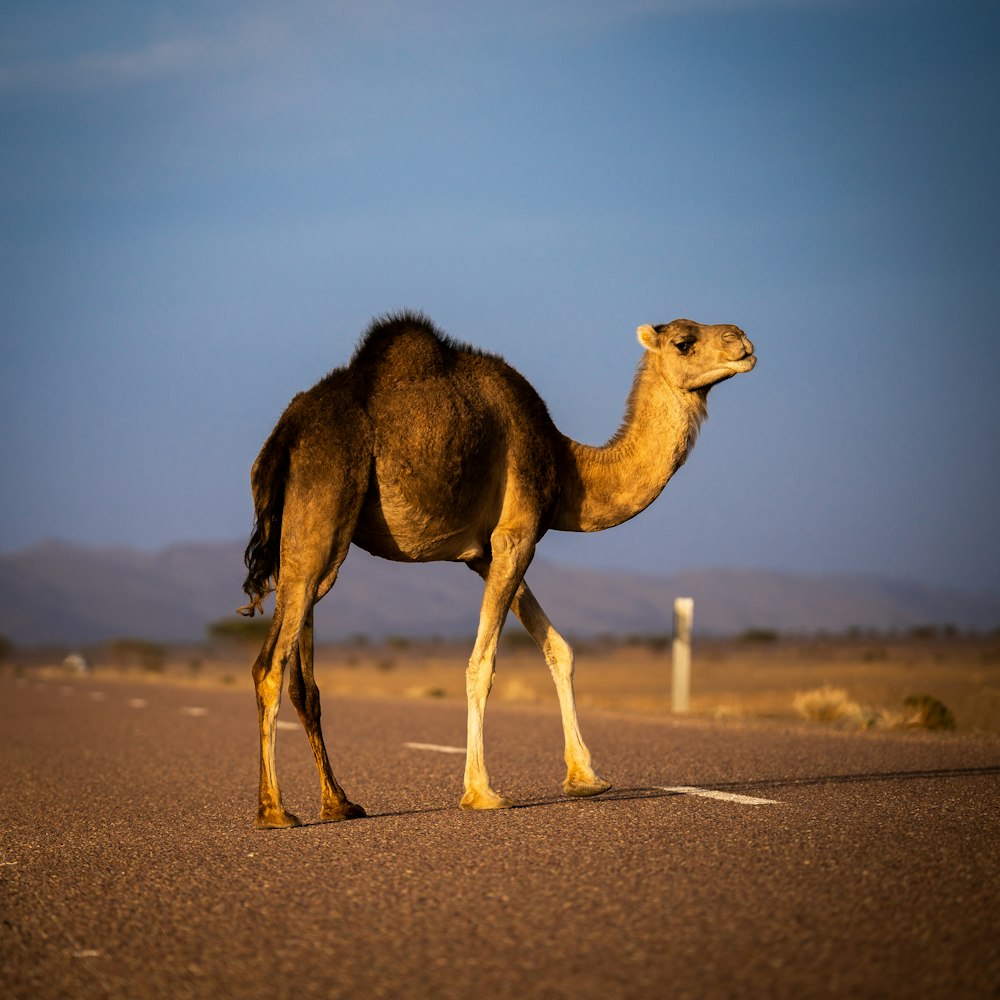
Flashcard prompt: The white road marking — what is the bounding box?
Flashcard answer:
[404,742,466,755]
[276,720,298,730]
[657,785,781,806]
[179,706,208,717]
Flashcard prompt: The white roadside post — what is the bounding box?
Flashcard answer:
[672,597,694,713]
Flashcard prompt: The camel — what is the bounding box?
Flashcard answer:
[240,311,755,828]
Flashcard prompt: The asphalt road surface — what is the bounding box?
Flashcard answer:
[2,671,998,999]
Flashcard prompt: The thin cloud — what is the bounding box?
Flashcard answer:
[0,0,882,94]
[0,6,303,93]
[77,37,219,84]
[1,37,223,93]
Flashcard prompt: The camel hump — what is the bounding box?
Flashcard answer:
[350,310,492,383]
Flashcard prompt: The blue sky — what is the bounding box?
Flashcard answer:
[2,0,998,594]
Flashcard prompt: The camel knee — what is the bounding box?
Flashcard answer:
[466,659,495,701]
[251,648,272,688]
[253,659,283,705]
[252,638,299,713]
[489,530,534,572]
[543,630,574,681]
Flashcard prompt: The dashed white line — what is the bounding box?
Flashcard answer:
[53,690,782,808]
[657,786,781,806]
[404,742,466,755]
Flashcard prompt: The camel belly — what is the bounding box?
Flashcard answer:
[352,498,490,562]
[352,525,485,563]
[352,467,502,563]
[354,379,507,561]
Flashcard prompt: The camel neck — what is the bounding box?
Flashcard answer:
[552,356,707,533]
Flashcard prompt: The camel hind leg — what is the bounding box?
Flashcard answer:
[252,603,305,828]
[288,602,366,822]
[252,458,368,829]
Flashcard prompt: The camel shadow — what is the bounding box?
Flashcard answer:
[700,764,1000,795]
[297,764,1000,824]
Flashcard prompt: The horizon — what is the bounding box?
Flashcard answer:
[3,533,999,648]
[5,533,1000,600]
[3,1,999,596]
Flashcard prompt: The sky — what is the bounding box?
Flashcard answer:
[2,0,999,595]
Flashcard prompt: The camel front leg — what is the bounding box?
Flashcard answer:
[467,562,611,798]
[460,533,534,810]
[462,648,512,810]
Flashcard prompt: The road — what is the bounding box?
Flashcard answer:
[2,671,998,999]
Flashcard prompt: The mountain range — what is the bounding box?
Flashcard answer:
[1,539,998,646]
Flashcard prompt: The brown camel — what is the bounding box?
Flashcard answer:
[240,311,755,828]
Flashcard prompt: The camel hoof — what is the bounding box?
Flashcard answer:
[320,800,367,822]
[563,775,612,798]
[256,806,303,829]
[460,788,514,810]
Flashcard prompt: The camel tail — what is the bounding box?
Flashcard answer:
[238,418,295,617]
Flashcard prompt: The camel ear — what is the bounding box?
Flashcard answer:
[637,325,660,352]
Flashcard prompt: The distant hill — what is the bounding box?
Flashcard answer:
[1,539,998,646]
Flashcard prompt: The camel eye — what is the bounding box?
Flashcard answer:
[674,340,694,355]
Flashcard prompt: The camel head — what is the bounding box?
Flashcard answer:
[637,319,756,392]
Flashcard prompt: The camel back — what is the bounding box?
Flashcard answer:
[348,311,498,385]
[240,311,557,609]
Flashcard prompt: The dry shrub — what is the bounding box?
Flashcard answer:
[873,707,909,730]
[860,694,956,731]
[794,686,957,732]
[792,685,869,726]
[899,694,956,731]
[872,703,954,731]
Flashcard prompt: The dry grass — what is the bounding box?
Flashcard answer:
[790,686,958,732]
[792,685,870,726]
[10,633,1000,734]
